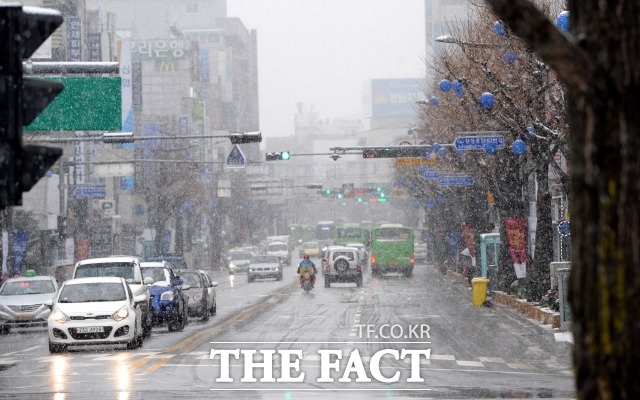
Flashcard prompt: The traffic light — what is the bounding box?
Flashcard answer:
[324,189,332,195]
[0,5,64,209]
[265,151,291,161]
[229,131,262,144]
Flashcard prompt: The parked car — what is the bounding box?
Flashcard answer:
[226,250,253,274]
[141,261,189,332]
[0,271,58,334]
[267,241,290,266]
[247,255,283,282]
[48,277,143,353]
[73,256,153,338]
[299,241,321,258]
[199,270,218,316]
[322,246,363,288]
[174,270,217,321]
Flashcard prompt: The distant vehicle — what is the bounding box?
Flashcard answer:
[73,256,153,338]
[316,220,336,247]
[226,251,253,274]
[370,225,415,277]
[48,277,143,353]
[322,246,363,287]
[140,261,189,332]
[174,270,216,321]
[267,241,291,266]
[346,243,368,265]
[334,223,367,246]
[145,254,188,270]
[299,241,321,258]
[0,272,58,334]
[414,242,428,263]
[247,255,283,282]
[267,235,292,250]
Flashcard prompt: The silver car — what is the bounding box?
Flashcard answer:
[247,255,283,282]
[0,274,59,334]
[175,270,217,321]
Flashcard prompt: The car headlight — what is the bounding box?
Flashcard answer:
[193,293,203,302]
[229,263,236,270]
[160,291,174,301]
[111,306,129,322]
[51,308,69,324]
[249,268,254,272]
[275,267,279,271]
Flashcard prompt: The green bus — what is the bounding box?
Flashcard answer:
[370,224,415,277]
[334,223,367,246]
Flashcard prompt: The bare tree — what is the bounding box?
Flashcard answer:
[484,0,640,397]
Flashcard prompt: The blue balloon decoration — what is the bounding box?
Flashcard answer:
[484,142,497,155]
[432,143,441,153]
[524,126,536,141]
[556,11,570,32]
[480,92,495,109]
[439,79,452,92]
[424,151,430,160]
[438,148,446,157]
[451,80,464,97]
[426,199,436,209]
[407,128,414,136]
[512,139,526,156]
[437,195,445,203]
[430,96,439,105]
[418,166,427,174]
[493,21,507,37]
[503,50,517,65]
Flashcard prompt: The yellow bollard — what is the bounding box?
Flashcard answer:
[471,277,490,307]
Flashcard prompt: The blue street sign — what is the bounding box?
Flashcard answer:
[72,186,107,198]
[226,144,246,168]
[438,175,474,186]
[454,135,505,151]
[423,170,441,180]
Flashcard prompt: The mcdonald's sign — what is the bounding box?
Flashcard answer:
[156,61,176,73]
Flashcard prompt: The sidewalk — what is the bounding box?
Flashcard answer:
[441,266,574,345]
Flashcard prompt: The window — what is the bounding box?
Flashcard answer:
[58,282,127,303]
[332,251,355,262]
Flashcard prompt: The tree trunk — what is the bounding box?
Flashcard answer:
[484,0,640,397]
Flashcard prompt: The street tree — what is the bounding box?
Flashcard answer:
[484,0,640,397]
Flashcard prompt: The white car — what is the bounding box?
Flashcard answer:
[48,277,143,353]
[267,241,290,266]
[346,243,368,265]
[248,255,283,282]
[227,251,254,274]
[0,273,58,334]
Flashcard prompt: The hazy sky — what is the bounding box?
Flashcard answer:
[226,1,426,139]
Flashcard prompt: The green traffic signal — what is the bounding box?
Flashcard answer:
[337,193,343,199]
[281,151,291,160]
[325,189,332,195]
[376,186,382,192]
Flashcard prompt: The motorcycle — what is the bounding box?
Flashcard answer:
[301,272,313,293]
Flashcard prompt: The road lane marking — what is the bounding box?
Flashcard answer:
[456,360,485,367]
[478,357,505,363]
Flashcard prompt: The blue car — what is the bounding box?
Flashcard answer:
[141,262,189,332]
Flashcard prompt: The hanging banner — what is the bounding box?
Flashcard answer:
[505,217,527,278]
[12,232,29,275]
[2,231,8,280]
[76,238,90,262]
[461,222,476,257]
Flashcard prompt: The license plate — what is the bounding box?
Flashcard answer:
[15,315,34,321]
[76,326,104,333]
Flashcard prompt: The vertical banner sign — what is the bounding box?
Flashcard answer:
[65,238,75,263]
[132,59,143,112]
[461,222,476,257]
[74,135,85,184]
[200,49,210,83]
[120,38,133,132]
[12,232,29,276]
[2,231,8,279]
[66,16,82,61]
[76,238,90,262]
[505,217,528,278]
[88,32,102,61]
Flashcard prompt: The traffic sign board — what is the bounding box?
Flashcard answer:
[395,157,436,166]
[73,186,107,198]
[226,144,246,168]
[438,175,474,186]
[423,170,442,180]
[454,135,505,151]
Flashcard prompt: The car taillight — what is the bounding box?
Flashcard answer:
[371,255,377,264]
[325,265,331,273]
[410,256,415,264]
[356,265,362,273]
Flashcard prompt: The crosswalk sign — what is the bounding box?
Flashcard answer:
[226,144,246,169]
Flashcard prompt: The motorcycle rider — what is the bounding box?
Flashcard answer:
[297,253,317,288]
